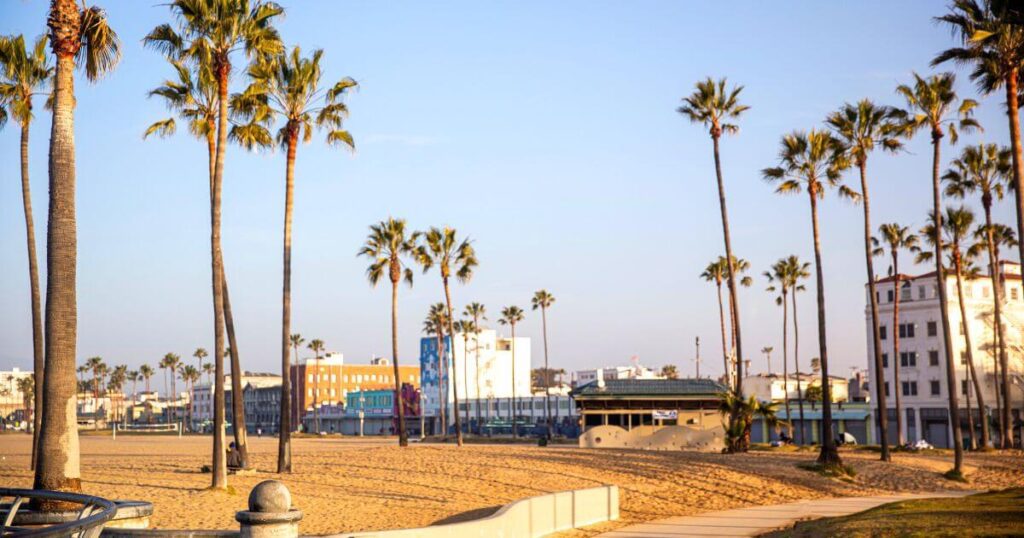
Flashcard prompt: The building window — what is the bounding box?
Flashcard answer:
[929,350,939,366]
[960,351,968,365]
[900,352,917,367]
[965,285,973,298]
[331,374,337,383]
[927,321,937,337]
[901,381,918,396]
[307,374,313,382]
[884,382,890,397]
[918,286,926,300]
[982,286,990,298]
[961,380,969,395]
[900,283,912,301]
[882,353,889,368]
[1012,287,1020,301]
[898,323,915,338]
[887,290,894,302]
[880,325,887,340]
[930,380,940,396]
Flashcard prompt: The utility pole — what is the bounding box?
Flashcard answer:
[694,337,702,379]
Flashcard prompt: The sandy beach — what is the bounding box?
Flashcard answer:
[1,434,1021,536]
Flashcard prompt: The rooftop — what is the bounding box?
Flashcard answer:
[572,378,727,398]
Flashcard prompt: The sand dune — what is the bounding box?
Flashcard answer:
[1,434,1020,536]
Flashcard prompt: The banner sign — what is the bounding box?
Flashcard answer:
[652,409,678,420]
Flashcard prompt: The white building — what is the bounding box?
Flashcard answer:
[191,372,281,424]
[0,367,33,424]
[742,373,848,404]
[573,363,664,387]
[419,329,531,420]
[865,261,1024,448]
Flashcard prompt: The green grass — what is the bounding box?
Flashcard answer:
[762,488,1024,537]
[796,461,857,481]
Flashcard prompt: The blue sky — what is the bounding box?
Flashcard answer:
[0,1,1018,380]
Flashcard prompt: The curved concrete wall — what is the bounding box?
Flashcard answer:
[325,485,619,538]
[579,424,725,451]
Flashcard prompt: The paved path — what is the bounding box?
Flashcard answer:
[597,491,973,537]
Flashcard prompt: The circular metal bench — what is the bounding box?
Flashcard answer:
[0,488,117,538]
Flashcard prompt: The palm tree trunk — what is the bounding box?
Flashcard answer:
[953,255,989,448]
[34,4,81,495]
[474,331,482,434]
[314,353,320,434]
[964,352,975,450]
[442,278,463,446]
[463,337,470,433]
[931,134,964,472]
[808,190,841,467]
[19,119,45,472]
[983,204,1010,448]
[792,291,806,446]
[715,279,730,386]
[541,305,552,439]
[511,325,516,437]
[210,60,230,490]
[781,290,792,439]
[435,331,446,436]
[277,130,297,472]
[892,264,905,448]
[224,271,247,465]
[992,325,1003,445]
[711,135,744,395]
[390,280,408,446]
[858,162,890,461]
[1005,70,1022,449]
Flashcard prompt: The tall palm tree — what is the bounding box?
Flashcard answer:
[145,55,252,472]
[0,33,52,471]
[531,290,556,438]
[872,223,920,448]
[760,347,774,373]
[181,365,200,431]
[920,207,991,449]
[782,257,811,445]
[307,339,325,434]
[85,357,104,401]
[719,392,785,452]
[145,0,284,490]
[285,332,304,464]
[701,259,733,386]
[33,0,120,497]
[423,303,449,436]
[139,364,154,395]
[163,353,182,424]
[944,143,1013,447]
[463,302,487,434]
[678,77,751,397]
[826,99,904,462]
[358,218,420,447]
[934,11,1024,415]
[203,363,214,386]
[896,72,979,474]
[453,319,475,434]
[417,226,476,445]
[765,258,798,440]
[498,306,525,437]
[192,348,208,382]
[230,45,356,471]
[763,129,849,466]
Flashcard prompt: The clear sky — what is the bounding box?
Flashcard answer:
[0,1,1018,382]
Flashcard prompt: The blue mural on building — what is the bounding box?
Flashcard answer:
[420,335,451,417]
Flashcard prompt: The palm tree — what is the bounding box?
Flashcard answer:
[934,9,1024,402]
[761,347,774,373]
[763,129,849,466]
[0,33,52,471]
[139,364,154,395]
[203,363,214,386]
[230,45,356,472]
[145,54,253,473]
[33,0,120,496]
[453,319,475,434]
[920,207,991,449]
[307,339,325,434]
[163,353,182,424]
[701,259,733,387]
[719,392,785,454]
[85,357,104,401]
[826,99,904,462]
[498,306,525,437]
[678,77,750,397]
[358,218,420,447]
[660,365,679,379]
[531,290,556,438]
[896,72,979,475]
[145,0,284,490]
[463,302,487,434]
[765,258,794,440]
[192,348,208,380]
[284,332,304,467]
[872,223,920,448]
[181,365,200,431]
[423,304,449,436]
[944,143,1012,448]
[417,227,476,445]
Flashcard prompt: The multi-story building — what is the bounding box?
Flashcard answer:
[191,372,281,427]
[289,353,420,427]
[572,363,664,387]
[865,261,1024,448]
[244,383,282,434]
[419,329,531,423]
[0,367,33,425]
[742,373,849,404]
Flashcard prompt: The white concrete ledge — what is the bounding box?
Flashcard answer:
[323,485,619,538]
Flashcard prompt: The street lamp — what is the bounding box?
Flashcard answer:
[358,389,365,437]
[420,394,428,440]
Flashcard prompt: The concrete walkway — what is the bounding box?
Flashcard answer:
[597,491,973,537]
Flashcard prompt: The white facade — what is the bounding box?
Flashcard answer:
[191,372,281,423]
[0,367,33,420]
[865,261,1024,448]
[420,329,531,418]
[742,373,849,404]
[573,364,663,386]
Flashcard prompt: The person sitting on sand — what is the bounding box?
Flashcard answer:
[227,441,243,470]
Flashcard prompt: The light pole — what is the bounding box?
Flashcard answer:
[420,393,427,440]
[358,391,365,437]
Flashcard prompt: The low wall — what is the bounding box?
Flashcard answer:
[579,424,725,451]
[325,485,619,538]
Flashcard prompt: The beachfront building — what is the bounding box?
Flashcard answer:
[866,261,1024,448]
[572,363,664,387]
[244,383,282,434]
[302,387,422,436]
[0,367,33,428]
[419,329,531,431]
[572,378,727,450]
[451,394,580,437]
[742,373,850,404]
[289,353,420,427]
[191,372,281,429]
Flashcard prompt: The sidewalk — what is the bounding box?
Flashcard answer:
[597,491,973,537]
